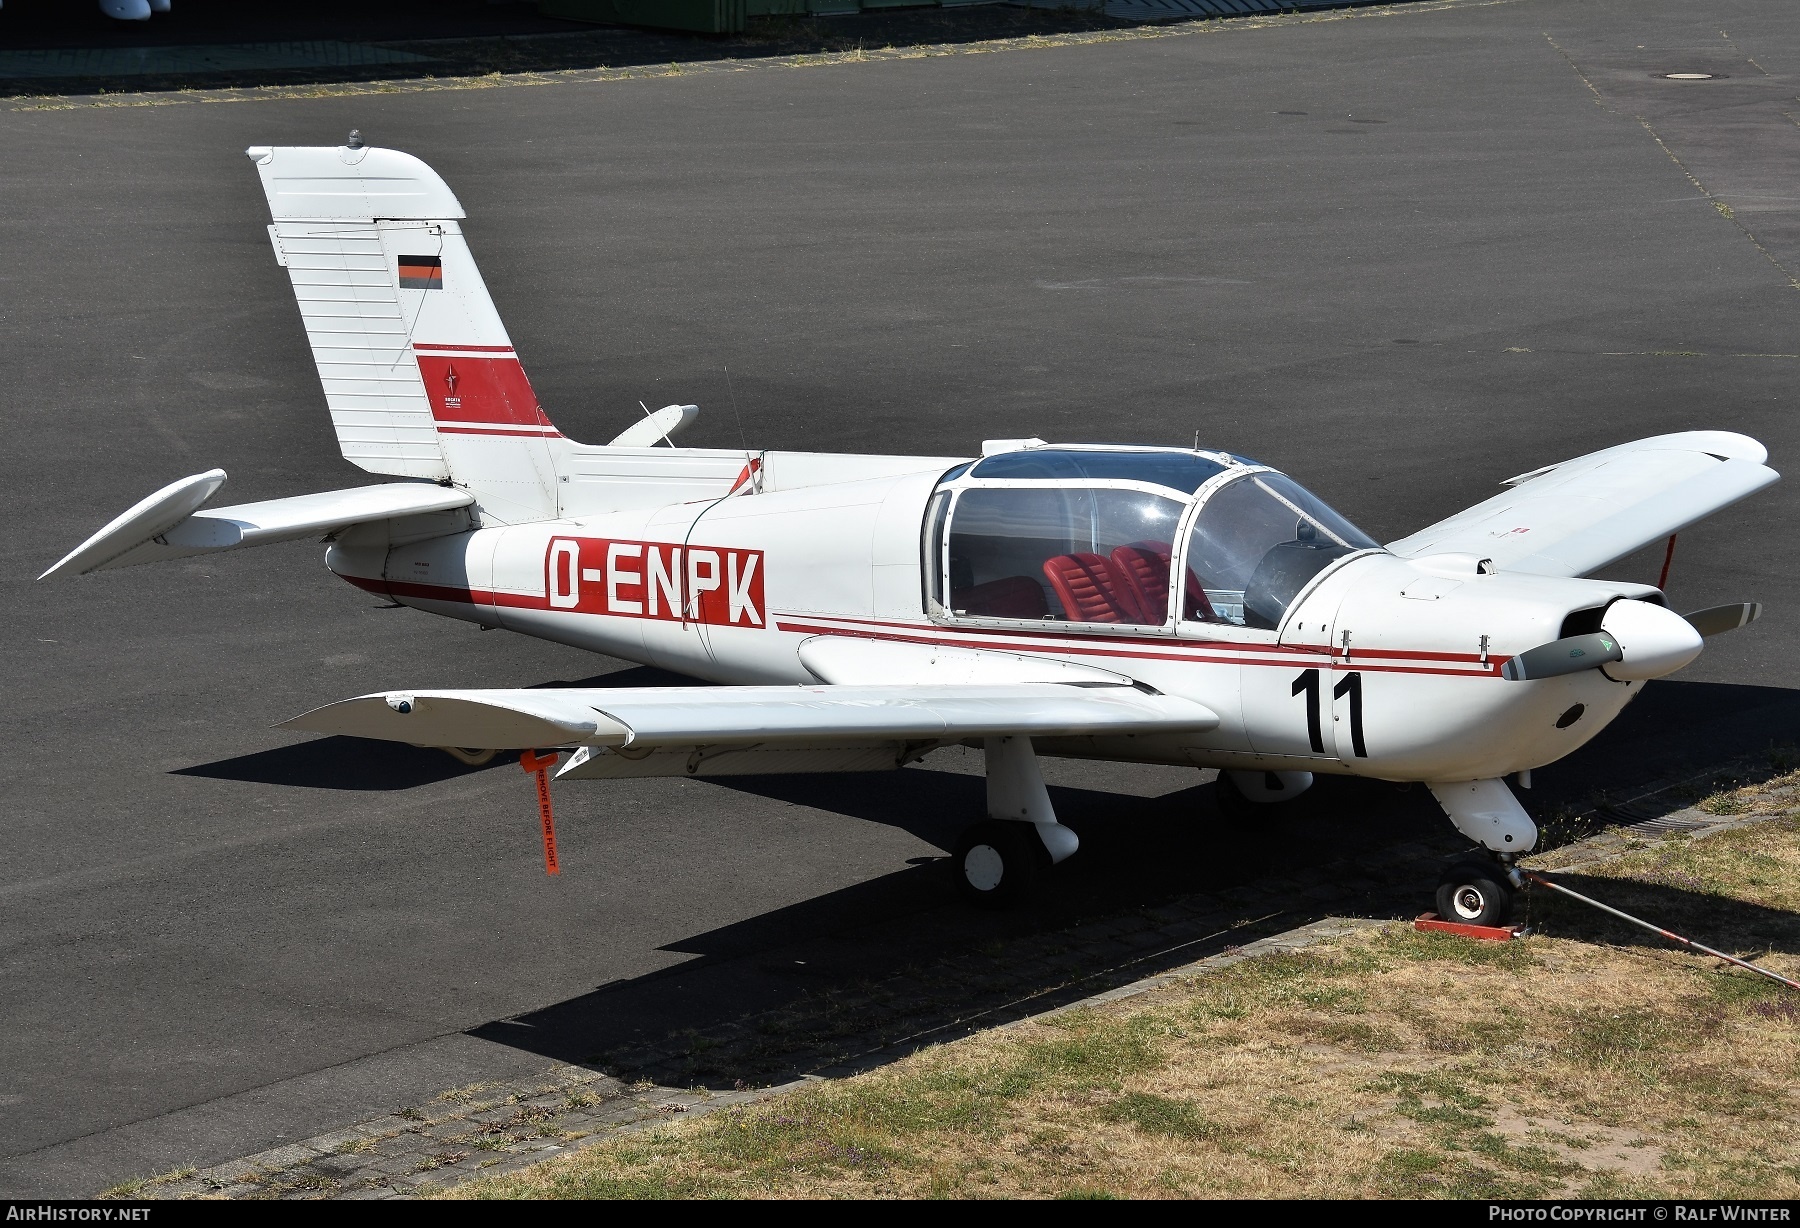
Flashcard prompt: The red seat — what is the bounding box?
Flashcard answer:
[1111,540,1217,623]
[951,575,1049,619]
[1041,553,1145,624]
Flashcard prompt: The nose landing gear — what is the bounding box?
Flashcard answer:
[1426,778,1538,924]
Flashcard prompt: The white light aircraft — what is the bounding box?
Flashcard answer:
[43,140,1778,925]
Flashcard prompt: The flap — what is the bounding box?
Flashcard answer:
[280,683,1219,751]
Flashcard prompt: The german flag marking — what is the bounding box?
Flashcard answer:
[397,255,443,290]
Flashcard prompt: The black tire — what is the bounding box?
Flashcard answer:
[1435,860,1514,927]
[951,821,1047,909]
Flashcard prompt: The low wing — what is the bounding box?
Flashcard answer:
[40,472,473,579]
[279,683,1220,779]
[1385,431,1779,578]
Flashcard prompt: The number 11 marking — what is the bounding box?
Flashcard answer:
[1333,671,1368,758]
[1291,668,1368,758]
[1290,668,1324,753]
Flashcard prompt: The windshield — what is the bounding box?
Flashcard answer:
[1184,473,1379,629]
[943,487,1188,625]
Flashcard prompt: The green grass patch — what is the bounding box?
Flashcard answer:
[1100,1092,1223,1140]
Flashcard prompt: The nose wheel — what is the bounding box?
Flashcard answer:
[1435,858,1515,927]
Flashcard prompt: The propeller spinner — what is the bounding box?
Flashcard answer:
[1500,597,1743,682]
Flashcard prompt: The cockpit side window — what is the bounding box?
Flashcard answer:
[943,487,1187,626]
[1184,473,1379,629]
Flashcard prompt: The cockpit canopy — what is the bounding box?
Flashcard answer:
[924,446,1380,631]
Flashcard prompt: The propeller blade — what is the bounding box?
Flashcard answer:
[1684,602,1761,638]
[1500,632,1623,681]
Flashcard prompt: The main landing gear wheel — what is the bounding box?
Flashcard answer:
[440,746,499,766]
[1435,859,1515,928]
[952,821,1049,908]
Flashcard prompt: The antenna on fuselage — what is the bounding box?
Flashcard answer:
[723,364,751,457]
[1193,429,1200,450]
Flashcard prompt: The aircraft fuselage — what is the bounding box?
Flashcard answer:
[325,453,1657,786]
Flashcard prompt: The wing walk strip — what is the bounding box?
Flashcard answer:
[343,575,1508,678]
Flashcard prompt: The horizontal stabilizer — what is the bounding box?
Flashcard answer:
[279,683,1220,752]
[42,474,474,578]
[1387,432,1779,579]
[606,404,699,448]
[39,468,226,580]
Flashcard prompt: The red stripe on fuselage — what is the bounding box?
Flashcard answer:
[337,573,1506,678]
[341,573,541,610]
[773,617,1503,678]
[771,611,1501,666]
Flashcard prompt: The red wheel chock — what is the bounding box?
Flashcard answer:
[1414,913,1526,942]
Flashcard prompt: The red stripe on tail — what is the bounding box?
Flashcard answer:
[415,351,560,433]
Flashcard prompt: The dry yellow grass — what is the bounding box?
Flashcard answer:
[445,810,1800,1200]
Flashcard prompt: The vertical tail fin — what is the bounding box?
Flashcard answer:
[247,142,561,523]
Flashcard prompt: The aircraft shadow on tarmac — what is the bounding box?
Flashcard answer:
[466,833,1800,1092]
[168,672,1800,1086]
[457,679,1800,1089]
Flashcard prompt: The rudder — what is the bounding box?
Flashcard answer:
[248,140,561,524]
